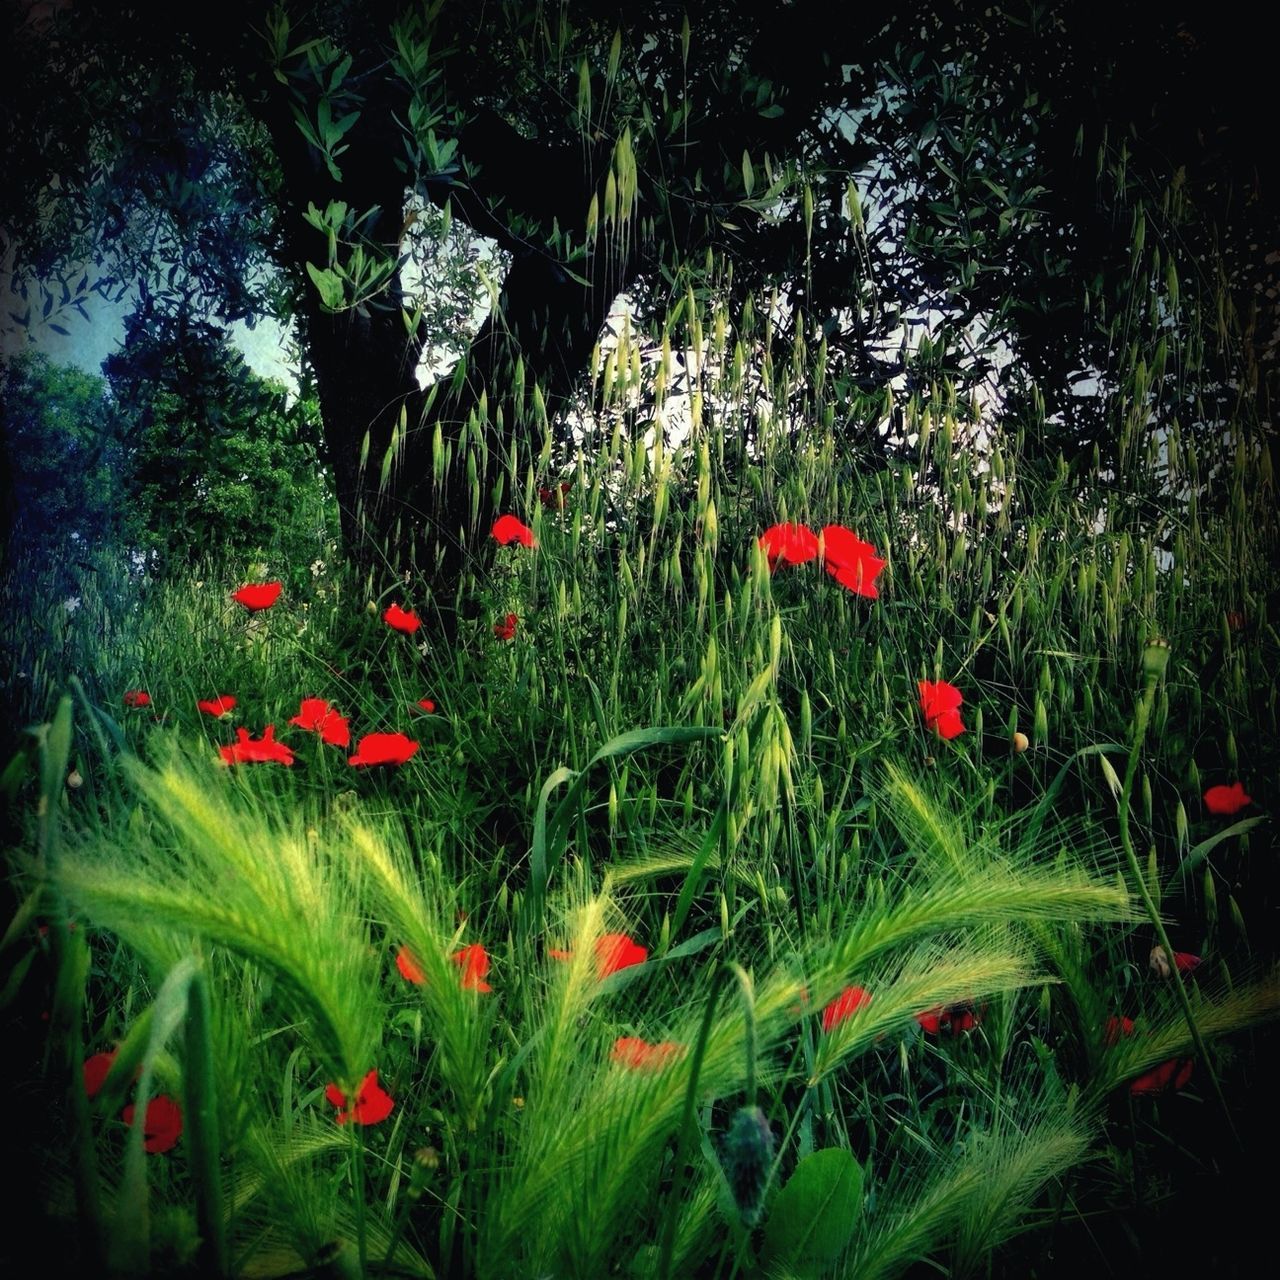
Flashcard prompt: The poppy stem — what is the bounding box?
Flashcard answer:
[1117,665,1239,1146]
[348,1115,369,1277]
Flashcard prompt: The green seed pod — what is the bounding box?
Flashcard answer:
[719,1106,776,1227]
[720,892,730,939]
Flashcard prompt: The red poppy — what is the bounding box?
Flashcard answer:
[915,1003,981,1036]
[122,1094,183,1154]
[452,943,492,992]
[596,933,647,978]
[492,514,536,548]
[231,582,282,611]
[416,698,436,713]
[1174,951,1202,976]
[1226,610,1247,632]
[821,525,886,599]
[219,725,295,766]
[383,602,421,634]
[1104,1014,1136,1046]
[348,732,419,768]
[611,1036,682,1070]
[325,1069,394,1126]
[822,985,872,1032]
[289,697,351,748]
[197,695,237,718]
[758,522,820,570]
[539,482,572,507]
[918,680,966,740]
[493,612,518,641]
[83,1050,118,1099]
[395,945,427,986]
[1203,782,1251,815]
[1130,1057,1194,1096]
[123,690,151,708]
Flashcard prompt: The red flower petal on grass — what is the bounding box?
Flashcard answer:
[123,1095,183,1154]
[416,698,436,713]
[83,1051,118,1099]
[539,482,572,507]
[219,726,295,766]
[915,1003,981,1036]
[325,1069,394,1126]
[821,525,886,598]
[822,985,872,1032]
[231,582,282,611]
[348,732,419,767]
[197,695,237,717]
[595,933,647,978]
[1130,1057,1194,1096]
[289,697,351,748]
[452,943,492,992]
[383,602,421,634]
[1203,782,1251,815]
[758,523,819,569]
[492,514,536,548]
[1174,951,1202,976]
[611,1037,682,1070]
[123,690,151,708]
[1104,1014,1136,1046]
[918,681,966,740]
[395,945,427,986]
[493,612,518,641]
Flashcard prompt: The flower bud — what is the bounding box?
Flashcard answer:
[1011,731,1029,754]
[1142,636,1171,682]
[719,1105,776,1227]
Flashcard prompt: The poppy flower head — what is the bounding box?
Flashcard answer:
[123,690,151,708]
[83,1050,118,1099]
[918,680,966,740]
[539,482,572,508]
[611,1037,682,1070]
[493,612,518,641]
[1130,1057,1194,1096]
[383,602,421,634]
[348,732,419,768]
[1104,1015,1136,1046]
[595,933,647,978]
[915,1003,981,1036]
[1203,782,1251,816]
[232,582,282,611]
[325,1068,394,1126]
[758,522,820,570]
[822,985,872,1032]
[289,697,351,748]
[219,725,296,766]
[492,514,536,548]
[396,945,427,986]
[821,525,886,598]
[197,695,237,718]
[123,1094,183,1154]
[452,943,492,992]
[416,698,436,713]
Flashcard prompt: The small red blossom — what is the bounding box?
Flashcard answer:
[416,698,436,713]
[348,732,419,768]
[1203,782,1252,816]
[231,581,282,611]
[219,725,295,766]
[123,690,151,708]
[915,1003,981,1036]
[611,1037,682,1070]
[396,945,427,986]
[758,522,820,570]
[822,985,872,1032]
[84,1050,118,1099]
[918,680,966,740]
[1130,1057,1194,1096]
[596,933,647,978]
[123,1094,183,1154]
[452,943,492,992]
[197,695,237,718]
[492,514,536,548]
[289,697,351,748]
[325,1069,394,1126]
[383,602,421,634]
[1104,1015,1136,1046]
[493,612,518,641]
[1174,951,1202,976]
[821,525,886,598]
[539,482,572,507]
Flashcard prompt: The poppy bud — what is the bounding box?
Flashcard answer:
[719,1105,776,1227]
[66,769,83,789]
[1011,731,1029,754]
[1141,636,1171,682]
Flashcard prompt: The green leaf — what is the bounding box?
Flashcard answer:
[305,262,344,310]
[761,1148,864,1268]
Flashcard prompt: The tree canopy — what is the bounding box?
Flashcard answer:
[3,1,1274,596]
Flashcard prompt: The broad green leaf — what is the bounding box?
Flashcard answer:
[761,1148,864,1268]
